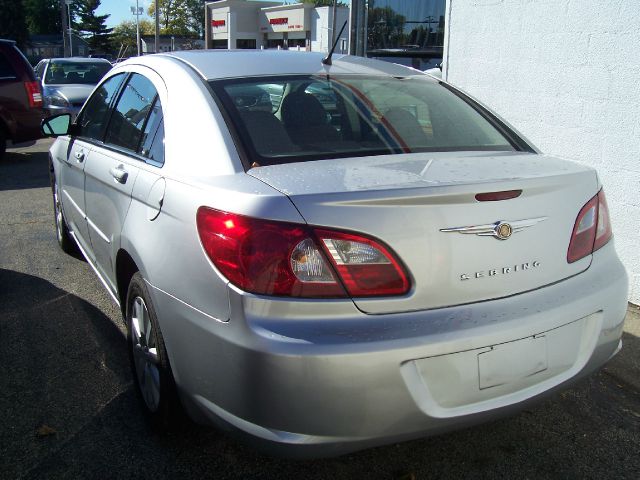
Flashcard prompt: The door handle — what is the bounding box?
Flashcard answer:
[74,151,85,162]
[109,165,129,184]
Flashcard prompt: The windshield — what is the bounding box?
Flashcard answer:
[45,61,112,85]
[210,75,517,167]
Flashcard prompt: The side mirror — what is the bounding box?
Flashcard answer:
[41,114,72,137]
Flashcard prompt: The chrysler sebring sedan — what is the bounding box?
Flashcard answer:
[42,50,628,457]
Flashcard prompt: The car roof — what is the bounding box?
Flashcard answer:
[45,57,111,64]
[122,50,432,81]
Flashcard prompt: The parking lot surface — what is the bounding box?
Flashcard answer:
[1,139,639,479]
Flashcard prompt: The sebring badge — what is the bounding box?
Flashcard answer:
[440,217,547,240]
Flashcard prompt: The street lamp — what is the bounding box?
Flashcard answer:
[131,1,144,56]
[64,0,73,57]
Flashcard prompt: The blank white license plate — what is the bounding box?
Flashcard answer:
[478,335,548,390]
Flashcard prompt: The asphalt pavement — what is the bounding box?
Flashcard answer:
[1,139,639,479]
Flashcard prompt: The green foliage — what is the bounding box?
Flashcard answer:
[367,6,407,50]
[111,19,155,52]
[148,0,194,36]
[72,0,113,52]
[23,0,62,36]
[0,0,29,47]
[301,0,348,7]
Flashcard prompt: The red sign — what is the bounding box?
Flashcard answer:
[211,20,226,27]
[269,17,288,25]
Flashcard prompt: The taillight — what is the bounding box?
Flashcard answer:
[24,81,42,108]
[196,207,410,298]
[593,190,612,252]
[567,189,612,263]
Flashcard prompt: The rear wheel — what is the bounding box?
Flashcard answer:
[52,176,77,254]
[126,272,179,430]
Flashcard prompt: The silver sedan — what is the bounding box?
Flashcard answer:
[35,57,112,120]
[41,50,628,457]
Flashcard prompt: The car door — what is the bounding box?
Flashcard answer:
[84,72,162,292]
[57,72,127,256]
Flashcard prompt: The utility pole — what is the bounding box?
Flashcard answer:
[60,0,68,57]
[330,0,338,51]
[131,1,144,56]
[155,0,160,53]
[64,0,73,57]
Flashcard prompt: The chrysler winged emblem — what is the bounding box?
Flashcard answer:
[440,217,547,240]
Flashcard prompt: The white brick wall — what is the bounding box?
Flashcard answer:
[443,0,640,304]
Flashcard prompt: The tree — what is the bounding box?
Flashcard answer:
[0,0,29,48]
[301,0,348,7]
[111,19,155,53]
[72,0,112,52]
[184,0,206,38]
[23,0,62,36]
[148,0,192,36]
[367,4,407,50]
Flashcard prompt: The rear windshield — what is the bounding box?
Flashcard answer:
[45,61,112,85]
[210,75,517,167]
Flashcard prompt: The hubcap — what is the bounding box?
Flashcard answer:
[130,296,161,412]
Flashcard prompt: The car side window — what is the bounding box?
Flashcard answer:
[139,97,164,166]
[143,119,164,166]
[77,73,126,141]
[105,73,158,152]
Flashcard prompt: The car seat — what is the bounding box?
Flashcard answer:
[281,90,340,147]
[381,107,430,151]
[240,111,297,161]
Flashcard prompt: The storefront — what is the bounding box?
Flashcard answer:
[205,0,280,50]
[258,3,314,50]
[205,0,349,53]
[350,0,446,69]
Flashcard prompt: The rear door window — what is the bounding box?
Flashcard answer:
[104,73,158,152]
[138,98,164,166]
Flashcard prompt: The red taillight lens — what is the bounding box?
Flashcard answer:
[24,81,42,108]
[593,190,612,252]
[196,207,410,298]
[315,229,410,296]
[567,189,612,263]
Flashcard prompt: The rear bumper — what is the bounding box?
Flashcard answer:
[150,242,628,457]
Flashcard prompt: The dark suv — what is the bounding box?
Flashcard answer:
[0,39,43,159]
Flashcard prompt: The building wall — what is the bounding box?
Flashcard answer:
[310,7,349,54]
[443,0,640,304]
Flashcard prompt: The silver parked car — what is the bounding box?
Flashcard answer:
[34,57,112,120]
[42,50,628,457]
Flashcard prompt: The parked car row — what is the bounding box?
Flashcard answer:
[1,38,112,159]
[41,49,628,458]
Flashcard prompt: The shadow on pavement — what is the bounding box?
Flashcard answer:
[0,268,131,478]
[0,145,51,191]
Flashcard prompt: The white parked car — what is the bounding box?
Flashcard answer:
[41,50,628,457]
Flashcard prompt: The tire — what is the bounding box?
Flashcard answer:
[126,272,180,430]
[51,176,77,254]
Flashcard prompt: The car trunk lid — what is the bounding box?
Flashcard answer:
[248,151,598,314]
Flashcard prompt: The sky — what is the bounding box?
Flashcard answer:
[96,0,153,28]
